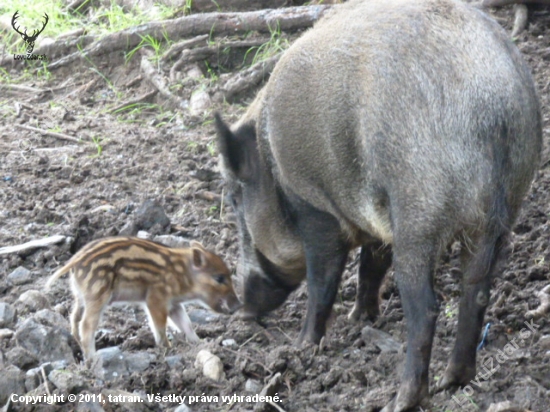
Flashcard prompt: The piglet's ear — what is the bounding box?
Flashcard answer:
[214,112,258,182]
[192,247,207,269]
[189,240,206,250]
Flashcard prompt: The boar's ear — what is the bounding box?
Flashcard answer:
[214,112,257,181]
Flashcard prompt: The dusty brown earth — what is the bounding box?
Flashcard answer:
[1,3,549,412]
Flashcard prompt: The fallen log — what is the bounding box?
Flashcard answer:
[47,5,331,71]
[0,235,66,256]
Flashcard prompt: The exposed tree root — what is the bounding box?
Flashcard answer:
[46,5,331,71]
[214,53,281,102]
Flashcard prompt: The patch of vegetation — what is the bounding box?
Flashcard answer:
[245,22,289,65]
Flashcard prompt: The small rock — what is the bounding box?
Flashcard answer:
[222,338,237,347]
[6,346,38,370]
[361,326,401,353]
[34,308,70,329]
[195,350,225,381]
[0,365,26,404]
[17,290,51,312]
[187,65,203,79]
[165,355,184,369]
[0,328,14,340]
[188,308,220,324]
[48,369,87,393]
[537,334,550,351]
[91,346,128,381]
[76,400,106,412]
[174,405,192,412]
[486,401,525,412]
[132,199,170,232]
[8,266,32,285]
[322,366,343,388]
[126,352,155,373]
[25,361,67,392]
[15,318,76,363]
[253,372,282,412]
[245,378,262,393]
[119,221,138,236]
[189,89,212,115]
[0,302,16,328]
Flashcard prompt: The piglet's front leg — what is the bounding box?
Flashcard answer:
[169,303,200,343]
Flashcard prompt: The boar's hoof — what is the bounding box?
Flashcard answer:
[347,305,379,323]
[437,363,476,391]
[381,380,429,412]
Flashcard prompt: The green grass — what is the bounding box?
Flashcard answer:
[0,0,173,56]
[244,22,289,65]
[90,135,105,157]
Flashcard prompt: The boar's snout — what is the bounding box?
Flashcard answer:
[241,270,296,319]
[224,291,243,314]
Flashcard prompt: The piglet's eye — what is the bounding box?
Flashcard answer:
[214,275,227,285]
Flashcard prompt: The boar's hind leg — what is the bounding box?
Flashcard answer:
[439,233,508,389]
[294,202,350,345]
[348,243,392,322]
[386,239,440,412]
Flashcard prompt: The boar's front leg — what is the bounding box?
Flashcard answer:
[293,200,350,345]
[348,243,392,322]
[383,238,440,412]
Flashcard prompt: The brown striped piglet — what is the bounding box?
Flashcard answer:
[46,236,240,359]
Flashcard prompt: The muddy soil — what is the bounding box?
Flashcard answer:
[1,4,549,412]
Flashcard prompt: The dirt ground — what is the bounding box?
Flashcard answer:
[1,3,549,412]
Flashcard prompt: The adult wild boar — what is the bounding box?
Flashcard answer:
[215,0,542,410]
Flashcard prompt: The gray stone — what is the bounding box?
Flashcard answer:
[188,308,220,324]
[15,318,76,363]
[25,361,68,392]
[25,368,42,392]
[221,339,237,347]
[34,308,70,329]
[6,346,38,370]
[0,328,14,340]
[537,334,550,351]
[76,400,106,412]
[0,365,26,404]
[245,378,262,393]
[17,290,51,312]
[189,89,212,115]
[174,405,192,412]
[165,355,184,369]
[126,352,155,373]
[132,199,170,232]
[8,266,32,285]
[0,302,16,328]
[91,346,128,381]
[48,369,87,393]
[361,326,402,353]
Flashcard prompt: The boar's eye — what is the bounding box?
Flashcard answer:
[214,274,227,285]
